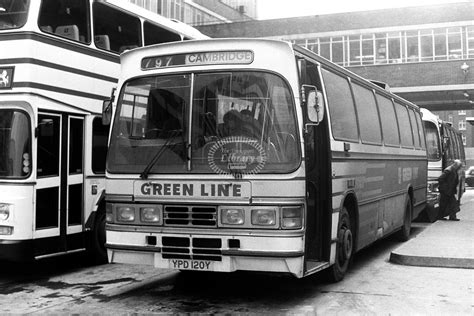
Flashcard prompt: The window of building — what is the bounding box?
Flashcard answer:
[434,28,447,60]
[467,26,474,59]
[448,114,453,123]
[361,34,374,65]
[420,29,434,61]
[375,33,387,64]
[349,35,361,66]
[319,37,331,60]
[447,27,462,59]
[459,120,466,130]
[332,37,344,65]
[388,32,402,63]
[462,134,466,146]
[406,30,419,62]
[458,110,466,115]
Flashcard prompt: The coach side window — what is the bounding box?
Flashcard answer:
[322,69,358,142]
[39,0,91,44]
[376,94,399,146]
[415,112,426,149]
[394,102,414,148]
[408,109,422,149]
[352,83,382,144]
[93,2,141,53]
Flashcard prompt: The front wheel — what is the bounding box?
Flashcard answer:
[88,211,108,264]
[327,207,353,282]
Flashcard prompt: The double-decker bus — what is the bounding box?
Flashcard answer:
[104,39,427,281]
[0,0,206,262]
[420,108,466,222]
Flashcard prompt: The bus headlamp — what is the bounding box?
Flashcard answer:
[221,209,245,225]
[251,209,276,226]
[117,206,136,222]
[282,206,303,229]
[0,204,11,221]
[0,226,13,235]
[140,206,162,224]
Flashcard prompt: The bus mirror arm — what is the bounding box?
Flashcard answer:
[102,88,116,126]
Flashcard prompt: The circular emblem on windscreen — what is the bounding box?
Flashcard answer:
[207,136,267,176]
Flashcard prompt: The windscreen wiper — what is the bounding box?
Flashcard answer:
[139,129,182,180]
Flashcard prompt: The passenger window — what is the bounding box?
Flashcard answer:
[352,84,382,144]
[92,117,108,174]
[322,70,358,142]
[144,21,181,45]
[37,113,60,177]
[38,0,90,43]
[376,95,399,146]
[93,2,141,53]
[394,102,414,147]
[408,109,421,148]
[415,112,426,149]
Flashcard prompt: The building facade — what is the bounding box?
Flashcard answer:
[127,0,252,25]
[196,2,474,164]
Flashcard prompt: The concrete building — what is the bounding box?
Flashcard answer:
[196,1,474,165]
[126,0,252,25]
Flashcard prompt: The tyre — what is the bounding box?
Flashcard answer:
[395,195,412,242]
[88,211,108,264]
[327,207,353,282]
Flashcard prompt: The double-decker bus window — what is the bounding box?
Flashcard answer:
[93,2,141,53]
[395,102,414,147]
[38,0,90,43]
[144,21,181,45]
[0,0,29,30]
[322,69,359,142]
[352,83,382,145]
[92,117,108,174]
[376,94,400,146]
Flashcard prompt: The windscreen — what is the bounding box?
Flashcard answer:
[107,71,300,176]
[0,0,29,29]
[423,120,441,161]
[0,109,31,178]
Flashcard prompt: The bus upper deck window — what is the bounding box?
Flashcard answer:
[0,0,30,30]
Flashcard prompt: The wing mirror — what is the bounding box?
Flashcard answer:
[303,85,324,124]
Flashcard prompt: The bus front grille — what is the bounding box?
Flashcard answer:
[164,205,217,227]
[161,236,222,261]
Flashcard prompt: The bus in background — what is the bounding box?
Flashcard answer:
[419,108,466,222]
[103,39,427,281]
[0,0,206,262]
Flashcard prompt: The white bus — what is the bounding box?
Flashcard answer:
[420,108,466,222]
[104,39,427,281]
[0,0,206,262]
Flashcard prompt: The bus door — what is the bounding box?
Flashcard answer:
[299,59,332,269]
[35,112,85,258]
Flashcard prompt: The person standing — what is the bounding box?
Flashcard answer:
[438,159,462,221]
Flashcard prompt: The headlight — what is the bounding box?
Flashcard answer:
[221,209,245,225]
[282,206,303,229]
[251,209,276,226]
[140,206,162,224]
[0,226,13,235]
[117,206,136,222]
[0,204,11,221]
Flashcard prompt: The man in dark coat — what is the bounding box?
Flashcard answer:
[438,159,462,221]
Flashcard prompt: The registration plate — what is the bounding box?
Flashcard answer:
[169,259,214,271]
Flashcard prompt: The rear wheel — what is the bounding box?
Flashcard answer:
[395,195,412,242]
[327,207,353,282]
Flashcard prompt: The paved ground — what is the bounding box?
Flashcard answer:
[390,188,474,269]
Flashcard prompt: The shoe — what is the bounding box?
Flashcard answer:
[449,218,460,221]
[439,218,447,220]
